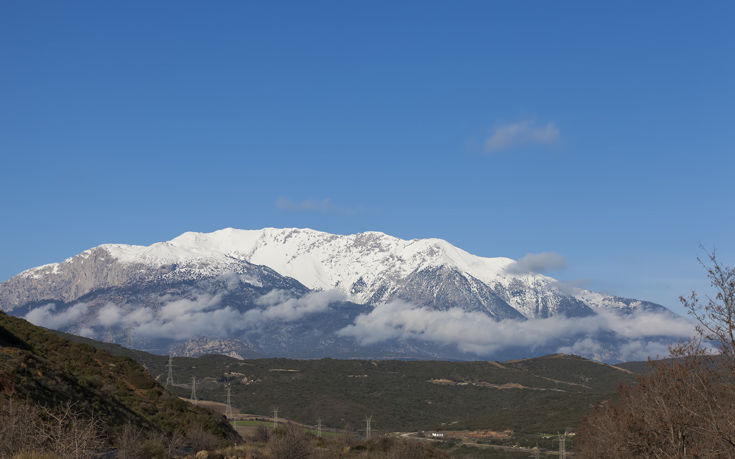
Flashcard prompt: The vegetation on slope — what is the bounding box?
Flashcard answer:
[0,311,239,454]
[59,331,636,437]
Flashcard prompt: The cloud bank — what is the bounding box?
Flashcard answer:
[23,289,693,362]
[338,300,695,362]
[25,302,89,330]
[485,120,560,153]
[24,289,346,342]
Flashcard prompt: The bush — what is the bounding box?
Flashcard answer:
[267,423,312,459]
[250,425,270,443]
[187,424,220,451]
[139,439,166,459]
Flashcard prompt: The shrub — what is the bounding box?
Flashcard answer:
[267,423,313,459]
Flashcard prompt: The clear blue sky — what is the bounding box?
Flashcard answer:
[2,1,733,314]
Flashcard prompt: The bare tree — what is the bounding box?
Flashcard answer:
[38,402,103,458]
[577,253,735,458]
[682,251,735,358]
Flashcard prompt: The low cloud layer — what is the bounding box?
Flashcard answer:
[25,289,346,342]
[485,120,560,153]
[25,302,89,330]
[23,289,693,362]
[338,300,695,362]
[507,252,567,273]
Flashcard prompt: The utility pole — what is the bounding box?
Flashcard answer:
[165,355,174,386]
[190,376,197,404]
[317,418,322,438]
[365,415,372,440]
[273,407,279,429]
[558,432,566,459]
[225,384,233,420]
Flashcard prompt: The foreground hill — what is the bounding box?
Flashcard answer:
[0,311,239,445]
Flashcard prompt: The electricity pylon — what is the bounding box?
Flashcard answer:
[365,415,372,440]
[317,418,322,438]
[273,407,279,428]
[165,355,174,386]
[225,384,233,419]
[190,376,197,404]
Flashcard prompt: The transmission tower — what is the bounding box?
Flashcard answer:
[125,328,133,348]
[558,432,566,459]
[190,376,197,404]
[225,384,233,419]
[317,418,322,438]
[165,355,174,386]
[272,407,279,428]
[365,415,372,440]
[105,328,114,343]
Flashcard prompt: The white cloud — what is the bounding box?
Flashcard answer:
[245,289,346,323]
[337,300,695,362]
[25,302,89,330]
[484,120,560,153]
[507,252,567,274]
[158,294,223,321]
[22,290,346,342]
[97,303,122,327]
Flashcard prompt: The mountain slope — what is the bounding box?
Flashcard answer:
[0,311,239,443]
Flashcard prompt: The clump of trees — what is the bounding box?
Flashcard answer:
[576,253,735,458]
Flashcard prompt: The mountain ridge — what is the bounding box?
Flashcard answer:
[0,227,687,362]
[1,227,667,319]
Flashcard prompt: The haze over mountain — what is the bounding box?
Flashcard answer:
[0,228,693,362]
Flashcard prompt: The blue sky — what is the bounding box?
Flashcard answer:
[1,1,733,314]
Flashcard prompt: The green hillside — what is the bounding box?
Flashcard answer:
[58,333,636,436]
[0,311,239,445]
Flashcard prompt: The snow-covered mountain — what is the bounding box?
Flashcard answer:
[1,227,664,318]
[0,228,685,362]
